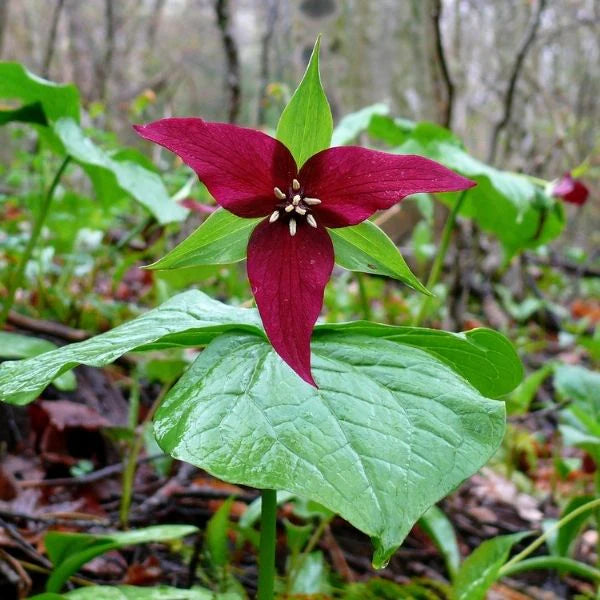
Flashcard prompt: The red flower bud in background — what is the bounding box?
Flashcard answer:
[552,173,589,206]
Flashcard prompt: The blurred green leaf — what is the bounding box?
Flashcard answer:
[418,505,460,580]
[331,103,388,146]
[555,495,595,558]
[53,118,187,224]
[330,220,430,295]
[44,525,197,592]
[205,496,235,569]
[30,585,225,599]
[0,101,47,126]
[276,37,332,167]
[288,551,330,595]
[506,363,554,415]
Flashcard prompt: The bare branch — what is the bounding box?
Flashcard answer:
[487,0,547,163]
[41,0,65,78]
[429,0,454,128]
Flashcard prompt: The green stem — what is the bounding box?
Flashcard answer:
[412,192,466,327]
[0,155,71,327]
[356,272,372,320]
[499,497,600,575]
[257,489,277,600]
[595,469,600,568]
[500,556,600,582]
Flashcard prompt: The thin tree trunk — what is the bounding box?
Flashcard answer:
[487,0,547,163]
[256,0,279,125]
[97,0,115,102]
[429,0,454,128]
[0,0,9,57]
[214,0,241,123]
[41,0,65,78]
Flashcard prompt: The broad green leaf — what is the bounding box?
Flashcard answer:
[0,291,262,405]
[154,332,506,567]
[45,525,197,592]
[148,209,260,269]
[0,293,521,405]
[0,62,80,122]
[331,103,388,146]
[30,585,219,600]
[0,332,75,391]
[418,505,460,580]
[276,37,333,167]
[0,101,47,126]
[506,363,554,415]
[53,118,187,224]
[239,491,294,529]
[329,220,430,294]
[555,364,600,416]
[453,532,530,600]
[316,323,523,398]
[289,551,330,595]
[368,116,565,257]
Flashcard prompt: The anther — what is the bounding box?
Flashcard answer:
[292,179,300,191]
[289,218,297,236]
[304,197,321,205]
[284,204,294,213]
[292,194,301,205]
[295,206,307,215]
[307,214,317,228]
[274,187,286,200]
[269,210,280,223]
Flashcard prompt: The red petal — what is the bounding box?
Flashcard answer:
[247,219,334,386]
[299,147,476,227]
[134,118,297,218]
[552,173,589,206]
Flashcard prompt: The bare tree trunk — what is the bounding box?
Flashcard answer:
[214,0,241,123]
[97,0,115,102]
[256,0,279,125]
[429,0,454,128]
[147,0,167,49]
[0,0,9,58]
[41,0,65,78]
[487,0,547,163]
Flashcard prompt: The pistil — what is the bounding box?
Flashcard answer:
[272,181,321,235]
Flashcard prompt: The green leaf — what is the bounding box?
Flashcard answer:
[276,37,333,167]
[0,291,262,405]
[331,103,388,146]
[205,496,234,568]
[0,332,76,391]
[148,209,260,269]
[555,495,595,558]
[154,332,506,567]
[30,585,221,599]
[53,118,187,224]
[329,220,430,294]
[506,363,554,416]
[288,551,330,595]
[315,323,523,399]
[453,532,530,600]
[555,364,600,415]
[0,62,80,122]
[368,116,565,256]
[44,525,197,592]
[418,506,460,580]
[0,101,47,126]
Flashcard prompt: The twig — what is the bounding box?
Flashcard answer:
[487,0,547,163]
[0,510,110,528]
[41,0,66,78]
[6,311,89,342]
[0,517,53,568]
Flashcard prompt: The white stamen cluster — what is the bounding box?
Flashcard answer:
[270,179,321,236]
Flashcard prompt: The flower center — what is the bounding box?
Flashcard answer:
[270,179,321,236]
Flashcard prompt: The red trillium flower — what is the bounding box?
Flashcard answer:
[552,173,589,206]
[134,118,475,386]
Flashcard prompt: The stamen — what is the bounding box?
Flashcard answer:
[295,206,307,215]
[307,214,317,228]
[289,218,297,236]
[269,210,280,223]
[292,179,300,191]
[284,204,294,213]
[292,194,301,205]
[274,187,286,200]
[304,197,321,205]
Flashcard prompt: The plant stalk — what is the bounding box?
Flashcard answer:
[499,497,600,575]
[412,191,466,327]
[257,488,277,600]
[0,156,71,326]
